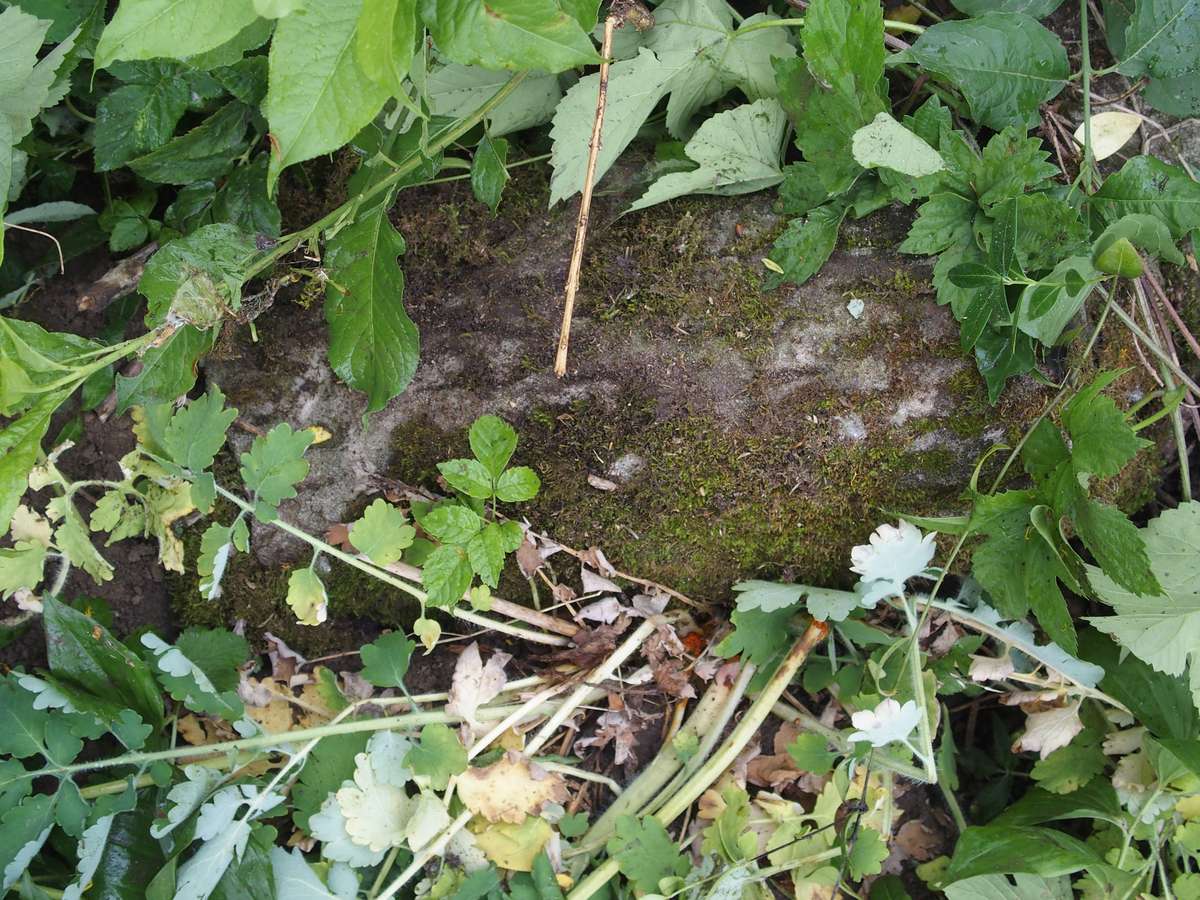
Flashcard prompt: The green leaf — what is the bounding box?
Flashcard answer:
[139,224,258,326]
[92,76,191,173]
[264,0,391,191]
[851,112,945,177]
[1092,155,1200,240]
[293,732,369,831]
[802,0,884,99]
[766,201,849,287]
[141,632,244,720]
[1061,372,1150,479]
[713,603,795,667]
[469,415,518,479]
[787,732,837,773]
[548,48,673,205]
[471,135,509,216]
[607,815,690,892]
[944,874,1072,900]
[239,423,314,512]
[349,499,416,566]
[421,0,599,73]
[286,566,328,626]
[1087,501,1200,714]
[1092,213,1186,268]
[162,386,237,474]
[0,394,57,538]
[1143,71,1200,115]
[95,0,259,68]
[1028,742,1108,794]
[406,723,467,790]
[870,875,913,900]
[1016,257,1098,346]
[421,543,473,607]
[1115,0,1199,78]
[466,522,508,587]
[700,786,755,863]
[88,797,167,900]
[438,458,494,500]
[196,520,241,601]
[115,326,216,414]
[0,541,45,599]
[0,793,57,893]
[944,825,1102,882]
[629,99,787,211]
[427,64,563,138]
[847,827,889,879]
[359,631,415,688]
[951,0,1065,15]
[177,626,249,694]
[995,778,1123,826]
[732,580,804,613]
[53,500,115,583]
[900,13,1068,130]
[128,102,255,185]
[42,597,165,731]
[324,192,419,417]
[355,0,418,96]
[495,466,540,502]
[1093,237,1143,277]
[422,505,483,543]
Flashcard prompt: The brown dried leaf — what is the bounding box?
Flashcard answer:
[893,819,939,862]
[516,538,543,578]
[548,616,630,670]
[576,709,639,766]
[457,752,568,824]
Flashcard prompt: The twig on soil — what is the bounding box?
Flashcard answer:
[554,14,616,378]
[77,243,157,311]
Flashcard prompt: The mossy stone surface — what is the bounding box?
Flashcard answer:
[195,160,1161,644]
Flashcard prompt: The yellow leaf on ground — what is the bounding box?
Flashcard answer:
[457,753,568,824]
[471,816,553,872]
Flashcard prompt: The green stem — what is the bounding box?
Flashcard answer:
[904,602,938,782]
[1110,304,1200,395]
[736,15,924,33]
[244,72,529,282]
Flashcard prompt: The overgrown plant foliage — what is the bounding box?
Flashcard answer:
[1,0,1199,896]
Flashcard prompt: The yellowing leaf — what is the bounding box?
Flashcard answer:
[457,753,568,824]
[1073,112,1141,161]
[336,753,413,852]
[471,816,554,871]
[287,567,328,626]
[852,112,945,177]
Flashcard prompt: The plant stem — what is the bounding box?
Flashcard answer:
[1079,0,1097,193]
[1110,304,1200,395]
[567,620,830,900]
[245,73,529,282]
[904,602,938,782]
[374,810,474,900]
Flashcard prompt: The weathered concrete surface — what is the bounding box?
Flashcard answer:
[202,161,1134,608]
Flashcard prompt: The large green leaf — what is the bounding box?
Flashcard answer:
[427,64,562,137]
[629,100,786,211]
[945,826,1102,882]
[1086,501,1200,714]
[95,0,259,68]
[900,13,1068,130]
[1143,72,1200,115]
[421,0,599,73]
[42,597,165,731]
[324,196,418,417]
[950,0,1064,15]
[264,0,391,192]
[1116,0,1200,78]
[88,797,166,900]
[92,63,193,172]
[993,779,1123,827]
[114,326,216,414]
[355,0,418,97]
[945,874,1071,900]
[1092,155,1200,239]
[128,102,255,185]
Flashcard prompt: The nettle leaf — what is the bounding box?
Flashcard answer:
[239,423,314,517]
[324,197,419,417]
[359,631,415,688]
[852,112,945,178]
[1092,155,1200,240]
[265,0,391,191]
[349,499,416,566]
[1116,0,1200,79]
[422,0,599,72]
[1060,370,1150,478]
[630,99,787,211]
[899,13,1068,130]
[95,0,259,68]
[1087,501,1200,714]
[139,224,258,327]
[766,201,849,288]
[608,815,691,892]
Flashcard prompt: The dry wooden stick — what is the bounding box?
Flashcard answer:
[554,14,616,378]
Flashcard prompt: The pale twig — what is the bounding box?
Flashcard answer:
[4,222,64,273]
[555,15,616,377]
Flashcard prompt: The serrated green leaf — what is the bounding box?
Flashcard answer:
[0,394,58,537]
[495,466,540,503]
[197,519,244,599]
[766,201,848,287]
[847,827,889,879]
[92,65,193,172]
[422,0,599,73]
[466,522,506,587]
[95,0,259,68]
[349,499,416,566]
[900,193,975,254]
[239,423,313,511]
[787,732,836,773]
[471,134,509,216]
[469,415,517,478]
[264,0,391,191]
[406,723,467,790]
[0,792,57,892]
[1028,743,1109,794]
[128,101,255,185]
[607,815,690,892]
[630,99,786,211]
[421,543,473,607]
[1092,155,1200,240]
[293,732,369,832]
[162,386,237,474]
[359,630,415,687]
[1087,501,1200,713]
[902,14,1068,130]
[713,603,795,666]
[1061,372,1150,478]
[438,458,494,500]
[53,500,114,582]
[176,627,249,694]
[422,505,483,543]
[324,191,419,417]
[140,224,257,328]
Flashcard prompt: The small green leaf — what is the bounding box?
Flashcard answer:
[349,499,416,566]
[469,415,518,479]
[607,816,690,893]
[767,202,849,288]
[437,458,494,500]
[495,466,540,503]
[847,827,889,879]
[406,723,467,790]
[162,387,237,474]
[0,541,45,599]
[787,732,837,773]
[1093,236,1143,277]
[421,506,483,543]
[421,544,474,607]
[466,522,507,587]
[239,423,314,512]
[359,631,416,688]
[471,135,509,215]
